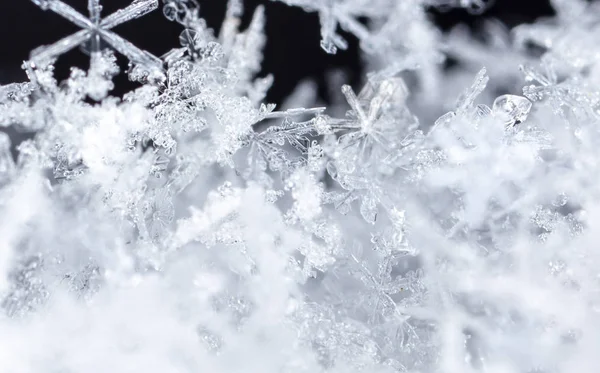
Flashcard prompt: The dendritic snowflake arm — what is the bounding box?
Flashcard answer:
[431,67,490,130]
[32,0,94,29]
[97,30,163,69]
[262,106,326,120]
[29,0,163,73]
[30,30,92,67]
[101,0,158,29]
[268,0,367,54]
[238,108,327,181]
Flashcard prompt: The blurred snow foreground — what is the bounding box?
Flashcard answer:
[2,0,600,371]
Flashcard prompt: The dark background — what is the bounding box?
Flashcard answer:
[0,0,554,105]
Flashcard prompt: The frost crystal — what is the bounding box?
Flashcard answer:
[4,0,600,372]
[30,0,163,79]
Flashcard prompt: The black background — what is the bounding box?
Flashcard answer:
[0,0,554,105]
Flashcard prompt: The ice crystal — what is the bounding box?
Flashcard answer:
[4,0,600,372]
[30,0,163,81]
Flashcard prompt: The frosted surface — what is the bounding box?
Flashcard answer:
[0,0,599,372]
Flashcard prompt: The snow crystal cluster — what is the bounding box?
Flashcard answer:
[1,0,600,371]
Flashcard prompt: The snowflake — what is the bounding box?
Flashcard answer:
[29,0,163,73]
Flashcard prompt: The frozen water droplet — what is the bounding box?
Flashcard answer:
[492,94,532,127]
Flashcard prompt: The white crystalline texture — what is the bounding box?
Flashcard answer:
[4,0,600,372]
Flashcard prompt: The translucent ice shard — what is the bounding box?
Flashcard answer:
[455,67,489,112]
[492,94,533,127]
